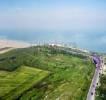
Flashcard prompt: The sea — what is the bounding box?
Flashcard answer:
[0,30,106,53]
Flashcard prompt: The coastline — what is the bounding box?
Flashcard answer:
[0,39,30,48]
[0,39,31,54]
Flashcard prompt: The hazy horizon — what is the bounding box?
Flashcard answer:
[0,0,106,52]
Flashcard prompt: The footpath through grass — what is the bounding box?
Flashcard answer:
[0,66,49,100]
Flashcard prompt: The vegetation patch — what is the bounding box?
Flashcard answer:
[0,66,49,100]
[96,75,106,100]
[0,46,95,100]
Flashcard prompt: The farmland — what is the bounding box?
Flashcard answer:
[0,66,49,100]
[0,46,95,100]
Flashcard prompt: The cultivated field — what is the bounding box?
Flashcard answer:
[0,66,49,100]
[20,54,94,100]
[0,46,95,100]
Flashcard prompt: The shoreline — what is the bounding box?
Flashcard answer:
[0,39,31,54]
[0,39,31,49]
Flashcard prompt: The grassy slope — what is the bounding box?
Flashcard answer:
[0,46,95,100]
[0,66,49,100]
[21,55,94,100]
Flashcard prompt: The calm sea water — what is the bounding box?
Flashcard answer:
[0,30,106,53]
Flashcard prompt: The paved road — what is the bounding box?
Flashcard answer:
[86,56,102,100]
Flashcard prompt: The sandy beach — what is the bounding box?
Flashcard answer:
[0,39,30,48]
[0,39,30,54]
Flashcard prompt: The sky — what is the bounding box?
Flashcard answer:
[0,0,106,52]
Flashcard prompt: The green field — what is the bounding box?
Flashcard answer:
[0,66,49,100]
[0,46,95,100]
